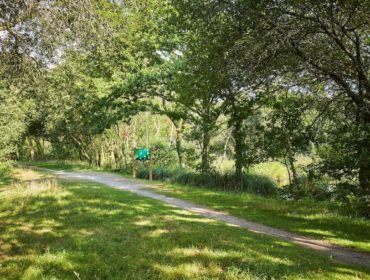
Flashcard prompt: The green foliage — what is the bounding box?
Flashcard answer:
[0,89,28,160]
[0,162,13,181]
[250,162,290,187]
[2,0,370,217]
[137,167,278,197]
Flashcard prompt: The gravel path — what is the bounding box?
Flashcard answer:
[46,169,370,269]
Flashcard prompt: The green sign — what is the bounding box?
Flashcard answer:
[136,148,150,161]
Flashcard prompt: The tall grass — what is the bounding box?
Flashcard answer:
[136,167,277,197]
[0,161,12,177]
[2,178,61,208]
[0,161,13,186]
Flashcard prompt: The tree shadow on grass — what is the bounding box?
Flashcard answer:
[161,186,370,252]
[0,179,369,279]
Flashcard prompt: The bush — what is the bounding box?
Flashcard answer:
[136,167,174,181]
[0,161,13,182]
[136,167,278,197]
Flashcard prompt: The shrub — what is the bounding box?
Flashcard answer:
[0,161,13,185]
[0,162,13,177]
[137,167,174,181]
[136,167,278,197]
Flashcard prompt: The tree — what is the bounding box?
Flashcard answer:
[232,0,370,213]
[264,89,313,197]
[0,0,108,160]
[0,0,100,84]
[0,88,28,160]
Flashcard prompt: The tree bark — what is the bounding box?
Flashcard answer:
[357,107,370,216]
[286,136,299,199]
[221,129,232,164]
[229,96,247,190]
[27,136,35,161]
[284,156,292,187]
[98,143,105,167]
[110,143,116,168]
[232,117,245,190]
[174,119,184,168]
[200,117,212,173]
[35,137,44,158]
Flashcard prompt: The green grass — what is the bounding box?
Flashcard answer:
[26,161,370,253]
[0,162,13,187]
[249,161,290,187]
[1,169,369,279]
[142,181,370,254]
[20,160,115,172]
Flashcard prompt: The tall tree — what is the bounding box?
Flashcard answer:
[233,0,370,213]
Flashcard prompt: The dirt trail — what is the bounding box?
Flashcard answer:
[44,168,370,269]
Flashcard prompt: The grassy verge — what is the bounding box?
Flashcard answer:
[141,181,370,254]
[0,169,369,279]
[0,162,13,187]
[20,160,117,173]
[25,161,370,253]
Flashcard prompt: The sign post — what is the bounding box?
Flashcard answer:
[133,148,152,180]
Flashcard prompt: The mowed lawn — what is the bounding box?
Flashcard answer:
[1,169,369,279]
[140,181,370,254]
[29,161,370,254]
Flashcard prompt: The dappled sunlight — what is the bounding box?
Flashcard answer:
[134,219,155,227]
[272,240,295,248]
[1,174,369,279]
[13,168,47,181]
[166,247,243,260]
[162,214,217,224]
[153,262,223,279]
[146,229,169,238]
[149,181,370,253]
[329,267,369,279]
[298,228,336,237]
[1,250,75,279]
[0,178,70,211]
[255,253,294,266]
[35,251,74,271]
[169,209,196,216]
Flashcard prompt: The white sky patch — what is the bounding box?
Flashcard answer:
[156,49,183,61]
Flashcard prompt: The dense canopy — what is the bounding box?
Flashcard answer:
[1,0,369,217]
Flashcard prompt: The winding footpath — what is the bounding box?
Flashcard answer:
[43,168,370,269]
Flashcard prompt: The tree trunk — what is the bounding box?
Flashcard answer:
[174,119,184,168]
[229,96,247,190]
[98,143,105,167]
[232,117,245,190]
[200,118,211,173]
[284,156,292,187]
[110,150,115,168]
[286,137,299,199]
[358,107,370,216]
[35,137,44,158]
[27,136,35,161]
[201,133,210,173]
[221,129,232,164]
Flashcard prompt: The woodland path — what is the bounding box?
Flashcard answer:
[41,168,370,269]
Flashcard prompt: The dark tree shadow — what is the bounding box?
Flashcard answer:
[1,178,369,279]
